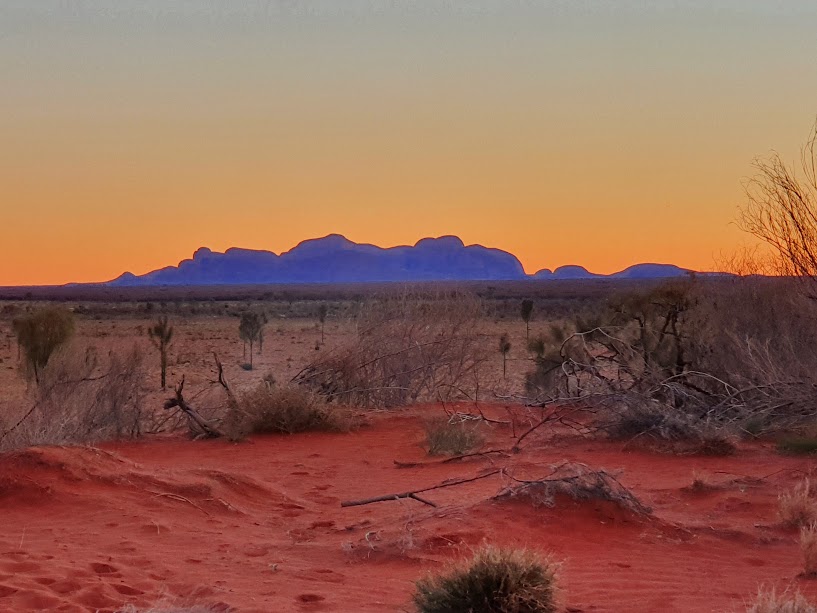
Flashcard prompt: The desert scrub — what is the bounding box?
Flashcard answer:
[231,384,353,438]
[747,587,816,613]
[424,417,484,456]
[413,545,559,613]
[779,479,817,527]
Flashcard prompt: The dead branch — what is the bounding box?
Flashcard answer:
[163,376,223,439]
[393,449,509,469]
[340,469,502,508]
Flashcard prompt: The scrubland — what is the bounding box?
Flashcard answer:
[2,278,817,612]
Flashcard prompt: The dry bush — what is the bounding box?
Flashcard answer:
[0,343,148,452]
[225,384,353,440]
[494,462,651,516]
[413,545,559,613]
[603,403,736,455]
[295,290,491,408]
[779,480,817,527]
[524,278,817,446]
[747,587,816,613]
[802,523,817,577]
[423,416,484,456]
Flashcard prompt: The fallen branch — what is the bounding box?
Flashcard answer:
[163,376,223,439]
[340,469,502,508]
[393,449,508,469]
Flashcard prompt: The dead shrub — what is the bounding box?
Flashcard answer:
[423,417,484,456]
[747,587,816,613]
[0,343,148,452]
[802,523,817,577]
[779,480,817,527]
[604,403,736,456]
[494,462,651,515]
[413,545,559,613]
[295,290,491,408]
[227,384,352,439]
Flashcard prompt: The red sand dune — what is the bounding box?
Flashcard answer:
[1,405,817,612]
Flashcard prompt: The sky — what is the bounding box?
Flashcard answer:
[2,1,817,285]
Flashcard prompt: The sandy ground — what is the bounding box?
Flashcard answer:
[1,404,817,612]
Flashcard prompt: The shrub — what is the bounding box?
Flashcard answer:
[12,307,75,383]
[424,417,484,456]
[413,545,559,613]
[228,385,352,439]
[777,437,817,456]
[779,480,817,527]
[802,523,817,576]
[747,587,816,613]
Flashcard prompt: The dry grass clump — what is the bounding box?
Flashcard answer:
[413,545,559,613]
[424,417,484,456]
[802,523,817,577]
[747,587,816,613]
[229,384,353,438]
[779,480,817,527]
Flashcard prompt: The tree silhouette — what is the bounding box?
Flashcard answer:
[740,118,817,287]
[318,304,328,345]
[12,307,75,383]
[148,315,173,389]
[239,312,263,369]
[520,299,534,340]
[498,333,511,378]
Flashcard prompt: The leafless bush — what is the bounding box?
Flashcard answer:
[494,462,651,515]
[0,343,148,452]
[747,587,816,613]
[423,416,484,456]
[294,290,491,408]
[524,278,817,445]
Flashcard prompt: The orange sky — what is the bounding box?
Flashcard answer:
[2,2,817,285]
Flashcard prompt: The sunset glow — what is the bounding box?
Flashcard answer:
[2,1,817,285]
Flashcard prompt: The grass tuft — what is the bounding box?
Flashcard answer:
[423,417,484,456]
[413,545,559,613]
[802,523,817,577]
[747,587,816,613]
[779,479,817,527]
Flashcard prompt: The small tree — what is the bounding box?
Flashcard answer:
[521,299,534,341]
[499,333,511,378]
[257,312,268,354]
[12,307,75,383]
[239,312,263,369]
[318,304,328,344]
[740,118,817,288]
[147,315,173,389]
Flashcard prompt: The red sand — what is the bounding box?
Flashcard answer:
[1,405,816,612]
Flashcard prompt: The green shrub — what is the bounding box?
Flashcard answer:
[413,545,559,613]
[424,417,484,456]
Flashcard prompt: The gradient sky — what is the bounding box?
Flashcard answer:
[2,1,817,285]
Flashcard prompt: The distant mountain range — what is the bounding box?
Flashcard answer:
[108,234,702,286]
